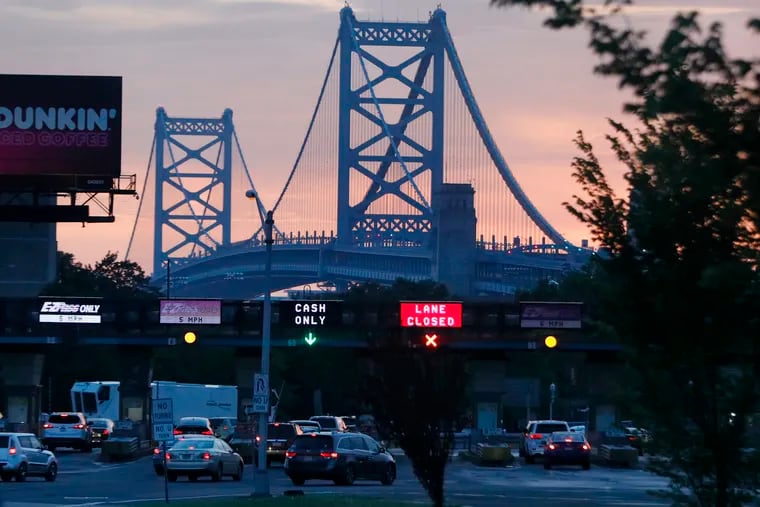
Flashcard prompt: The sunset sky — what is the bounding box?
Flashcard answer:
[1,0,756,273]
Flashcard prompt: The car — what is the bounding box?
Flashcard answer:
[543,431,591,470]
[41,412,93,452]
[87,418,115,446]
[257,422,303,466]
[0,432,58,482]
[289,419,322,433]
[152,434,216,476]
[209,417,237,442]
[520,420,570,464]
[173,417,214,437]
[164,437,244,482]
[284,431,396,486]
[309,415,348,432]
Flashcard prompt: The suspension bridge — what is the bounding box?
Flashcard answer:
[126,6,593,299]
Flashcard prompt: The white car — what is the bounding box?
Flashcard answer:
[41,412,93,452]
[0,432,58,482]
[521,420,571,464]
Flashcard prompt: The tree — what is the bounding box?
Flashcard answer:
[43,251,158,299]
[491,1,760,505]
[357,279,468,507]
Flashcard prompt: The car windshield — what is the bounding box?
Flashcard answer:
[49,414,81,424]
[292,435,332,451]
[176,425,209,433]
[535,423,568,434]
[89,419,110,428]
[552,432,584,442]
[172,439,214,450]
[0,436,9,448]
[311,417,337,429]
[268,424,295,439]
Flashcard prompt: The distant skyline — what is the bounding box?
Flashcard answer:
[1,0,756,272]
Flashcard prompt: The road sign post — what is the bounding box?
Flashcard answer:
[152,398,174,504]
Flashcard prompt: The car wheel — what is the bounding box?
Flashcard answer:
[380,464,396,486]
[342,465,355,485]
[16,463,27,482]
[45,462,58,482]
[82,442,92,453]
[232,463,243,482]
[211,465,222,482]
[154,465,165,476]
[291,475,305,486]
[167,472,178,482]
[0,472,12,482]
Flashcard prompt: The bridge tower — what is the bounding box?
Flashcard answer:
[336,7,447,247]
[152,108,235,277]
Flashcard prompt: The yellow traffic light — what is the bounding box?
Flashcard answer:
[183,331,197,344]
[544,335,558,349]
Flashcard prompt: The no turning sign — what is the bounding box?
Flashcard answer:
[152,398,174,441]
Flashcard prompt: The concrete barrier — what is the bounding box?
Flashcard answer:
[596,444,639,468]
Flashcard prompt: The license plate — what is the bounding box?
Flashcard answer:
[303,456,314,462]
[564,447,573,451]
[60,427,66,431]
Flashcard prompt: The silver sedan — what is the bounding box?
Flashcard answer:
[165,437,244,482]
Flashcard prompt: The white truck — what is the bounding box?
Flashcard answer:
[70,381,238,425]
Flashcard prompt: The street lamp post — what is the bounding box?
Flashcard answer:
[549,383,557,420]
[247,190,274,497]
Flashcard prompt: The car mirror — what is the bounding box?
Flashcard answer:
[378,446,386,453]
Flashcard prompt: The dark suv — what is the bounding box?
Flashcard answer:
[284,432,396,486]
[258,422,302,466]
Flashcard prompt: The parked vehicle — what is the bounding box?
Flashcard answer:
[209,417,237,441]
[543,431,591,470]
[70,381,238,428]
[284,431,396,486]
[0,432,58,482]
[41,412,93,453]
[309,415,348,432]
[257,422,303,466]
[164,437,244,482]
[289,420,321,433]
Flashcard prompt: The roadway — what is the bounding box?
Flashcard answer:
[0,450,671,507]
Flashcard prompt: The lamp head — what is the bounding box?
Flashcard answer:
[245,190,257,200]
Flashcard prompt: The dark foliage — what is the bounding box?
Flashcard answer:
[360,279,468,507]
[491,1,760,505]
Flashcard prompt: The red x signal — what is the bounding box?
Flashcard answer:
[424,333,438,348]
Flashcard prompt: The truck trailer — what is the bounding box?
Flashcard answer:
[70,381,238,425]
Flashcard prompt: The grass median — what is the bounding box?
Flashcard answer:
[137,496,424,507]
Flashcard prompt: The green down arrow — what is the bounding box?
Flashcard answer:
[304,332,317,346]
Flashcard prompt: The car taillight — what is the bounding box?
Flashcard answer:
[173,429,182,435]
[9,446,17,455]
[255,435,261,443]
[153,448,160,455]
[73,424,85,429]
[102,429,110,435]
[628,436,636,441]
[319,451,338,459]
[202,452,211,460]
[285,451,296,458]
[530,434,543,440]
[201,430,213,435]
[582,443,590,451]
[43,423,53,429]
[547,444,556,450]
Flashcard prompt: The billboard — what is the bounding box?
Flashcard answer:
[38,297,102,324]
[0,74,122,189]
[400,301,462,328]
[160,299,222,325]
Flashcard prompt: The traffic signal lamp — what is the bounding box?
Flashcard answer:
[424,333,439,348]
[544,335,558,349]
[184,331,197,344]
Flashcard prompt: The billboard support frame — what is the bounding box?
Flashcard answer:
[0,174,137,223]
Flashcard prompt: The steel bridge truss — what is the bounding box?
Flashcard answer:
[152,108,237,276]
[336,7,571,251]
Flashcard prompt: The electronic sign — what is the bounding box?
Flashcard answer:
[399,302,462,328]
[278,300,343,327]
[520,302,582,329]
[38,297,103,324]
[160,299,221,325]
